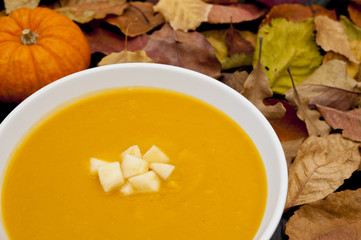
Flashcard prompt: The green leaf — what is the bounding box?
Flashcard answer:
[253,18,323,94]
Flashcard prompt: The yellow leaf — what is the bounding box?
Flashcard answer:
[153,0,212,32]
[4,0,40,14]
[98,50,153,66]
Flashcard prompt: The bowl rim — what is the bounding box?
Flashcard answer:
[0,63,287,240]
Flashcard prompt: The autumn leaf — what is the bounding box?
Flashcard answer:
[143,24,221,78]
[207,3,266,24]
[85,28,149,55]
[106,2,164,37]
[225,24,254,56]
[281,138,304,169]
[286,188,361,240]
[260,4,337,27]
[222,70,248,93]
[285,134,361,210]
[153,0,211,32]
[348,4,361,28]
[254,18,322,94]
[255,0,310,8]
[202,29,255,70]
[55,2,127,23]
[285,60,361,136]
[261,4,313,26]
[59,0,122,5]
[98,50,153,66]
[241,39,286,120]
[4,0,40,14]
[318,105,361,142]
[315,15,359,63]
[323,51,359,78]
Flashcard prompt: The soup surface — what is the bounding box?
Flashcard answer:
[2,88,267,240]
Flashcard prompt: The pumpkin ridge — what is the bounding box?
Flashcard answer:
[39,36,88,68]
[2,46,24,102]
[28,46,41,91]
[37,28,89,65]
[35,42,81,77]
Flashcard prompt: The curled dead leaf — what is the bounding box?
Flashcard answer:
[281,138,304,169]
[323,51,359,78]
[222,70,248,93]
[207,3,266,24]
[55,2,127,23]
[143,24,221,78]
[153,0,211,32]
[242,53,286,119]
[285,60,361,136]
[285,134,361,210]
[286,188,361,240]
[85,28,149,54]
[106,2,164,37]
[348,4,361,28]
[98,50,153,66]
[318,105,361,143]
[4,0,40,14]
[315,15,359,63]
[261,4,312,26]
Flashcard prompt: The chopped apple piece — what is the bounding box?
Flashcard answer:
[128,171,160,193]
[143,145,169,163]
[98,162,124,192]
[150,163,175,180]
[89,158,108,175]
[121,145,142,159]
[120,182,134,196]
[122,154,149,178]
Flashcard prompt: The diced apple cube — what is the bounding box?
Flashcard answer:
[128,171,160,193]
[120,182,134,196]
[98,162,124,192]
[89,158,108,175]
[143,145,169,163]
[122,154,149,178]
[150,163,175,180]
[121,145,142,159]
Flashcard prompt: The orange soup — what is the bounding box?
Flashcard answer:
[2,88,267,240]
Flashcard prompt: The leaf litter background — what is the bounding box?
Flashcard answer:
[2,0,361,239]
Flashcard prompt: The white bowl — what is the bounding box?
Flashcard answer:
[0,63,287,240]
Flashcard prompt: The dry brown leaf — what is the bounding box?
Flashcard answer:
[98,50,153,66]
[286,188,361,240]
[281,138,304,169]
[318,105,361,143]
[323,51,359,78]
[309,4,337,20]
[267,99,308,142]
[348,4,361,28]
[315,15,359,63]
[55,2,127,23]
[85,28,149,54]
[285,134,361,210]
[261,4,312,26]
[4,0,40,14]
[207,3,266,24]
[285,60,361,136]
[223,70,248,93]
[225,24,254,56]
[153,0,211,32]
[143,24,221,78]
[59,0,122,5]
[241,40,286,120]
[106,2,164,37]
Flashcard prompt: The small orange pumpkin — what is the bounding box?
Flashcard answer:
[0,7,91,103]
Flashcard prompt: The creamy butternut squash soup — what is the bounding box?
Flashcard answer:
[2,88,267,240]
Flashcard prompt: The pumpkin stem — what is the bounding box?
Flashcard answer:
[21,29,39,45]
